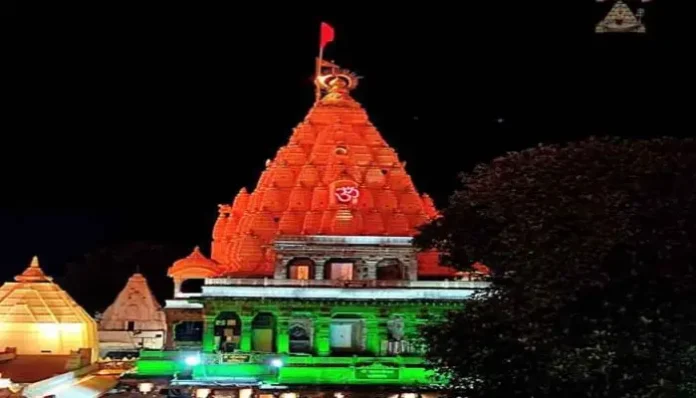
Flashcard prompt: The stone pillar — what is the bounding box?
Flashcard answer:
[239,315,254,352]
[313,256,328,280]
[173,279,182,297]
[273,254,286,279]
[275,316,290,354]
[314,317,331,356]
[404,314,422,354]
[165,320,177,349]
[364,259,378,280]
[402,254,418,281]
[365,317,385,355]
[202,314,217,353]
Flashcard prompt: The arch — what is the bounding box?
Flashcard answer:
[214,312,241,353]
[289,316,313,354]
[324,258,358,281]
[376,258,405,281]
[286,258,316,280]
[251,312,276,353]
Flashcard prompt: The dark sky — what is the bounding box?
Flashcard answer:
[2,2,693,308]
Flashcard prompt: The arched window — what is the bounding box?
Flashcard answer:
[324,258,357,281]
[289,317,313,354]
[287,258,315,280]
[214,312,241,353]
[376,259,404,280]
[251,313,276,353]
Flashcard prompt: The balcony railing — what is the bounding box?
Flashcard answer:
[204,278,488,289]
[380,340,424,356]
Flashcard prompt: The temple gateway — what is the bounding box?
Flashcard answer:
[124,62,489,397]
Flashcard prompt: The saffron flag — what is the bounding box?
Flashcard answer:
[320,22,334,49]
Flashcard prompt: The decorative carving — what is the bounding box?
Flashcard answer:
[387,316,405,341]
[334,185,360,204]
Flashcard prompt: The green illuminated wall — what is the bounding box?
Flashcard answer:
[139,297,461,386]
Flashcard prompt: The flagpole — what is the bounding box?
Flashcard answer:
[315,46,323,102]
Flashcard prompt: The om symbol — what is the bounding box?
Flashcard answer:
[334,186,360,204]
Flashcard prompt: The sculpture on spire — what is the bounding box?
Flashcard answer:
[316,66,360,106]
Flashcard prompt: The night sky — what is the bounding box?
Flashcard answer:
[3,3,692,311]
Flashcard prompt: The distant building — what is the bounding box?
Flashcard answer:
[596,0,647,33]
[99,273,166,357]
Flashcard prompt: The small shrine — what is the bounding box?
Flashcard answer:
[100,273,165,332]
[596,0,648,33]
[99,273,167,355]
[0,256,98,362]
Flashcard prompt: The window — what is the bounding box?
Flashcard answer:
[127,321,135,331]
[330,262,353,281]
[330,316,366,354]
[174,321,203,343]
[251,313,276,353]
[376,259,404,280]
[214,312,241,353]
[287,258,315,280]
[289,265,310,280]
[289,324,312,353]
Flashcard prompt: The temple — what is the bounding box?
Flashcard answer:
[99,273,167,357]
[0,257,98,388]
[596,0,647,33]
[124,60,489,397]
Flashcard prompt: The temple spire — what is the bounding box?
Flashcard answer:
[15,255,51,282]
[596,0,647,33]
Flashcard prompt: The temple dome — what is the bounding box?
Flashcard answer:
[168,246,219,279]
[0,257,98,362]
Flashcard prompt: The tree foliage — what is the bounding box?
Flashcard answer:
[416,137,696,397]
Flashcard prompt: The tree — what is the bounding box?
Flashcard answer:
[416,137,696,397]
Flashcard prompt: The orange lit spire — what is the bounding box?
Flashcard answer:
[15,256,52,283]
[174,62,453,280]
[168,33,457,279]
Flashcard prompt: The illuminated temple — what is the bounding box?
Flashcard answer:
[129,62,489,397]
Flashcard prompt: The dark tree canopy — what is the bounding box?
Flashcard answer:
[416,137,696,397]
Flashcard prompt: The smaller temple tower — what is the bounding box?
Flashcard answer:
[596,0,648,33]
[99,273,167,356]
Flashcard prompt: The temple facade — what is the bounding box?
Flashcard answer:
[130,64,488,397]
